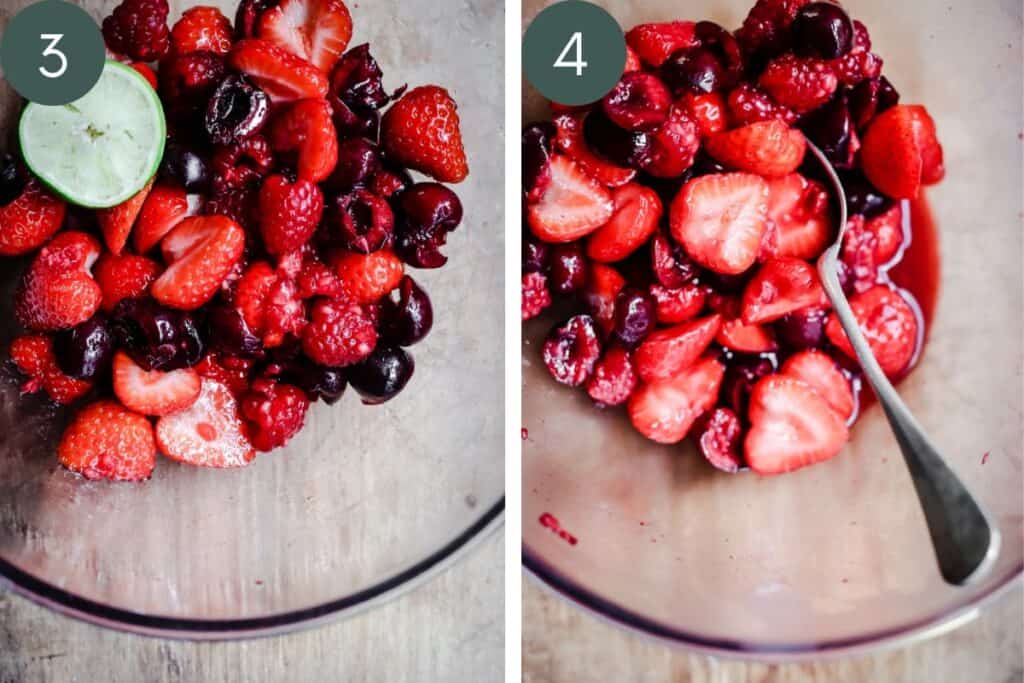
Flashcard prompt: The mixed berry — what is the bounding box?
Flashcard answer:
[523,0,944,475]
[2,0,469,481]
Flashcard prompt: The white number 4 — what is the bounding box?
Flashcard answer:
[553,32,587,77]
[39,34,67,79]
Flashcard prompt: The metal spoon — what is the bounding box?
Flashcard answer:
[806,140,1000,586]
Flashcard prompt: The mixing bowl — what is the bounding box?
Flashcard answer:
[522,0,1022,659]
[0,0,504,638]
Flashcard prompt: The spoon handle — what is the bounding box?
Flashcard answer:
[818,250,1000,585]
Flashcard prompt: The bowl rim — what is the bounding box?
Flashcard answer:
[0,498,503,640]
[523,543,1022,661]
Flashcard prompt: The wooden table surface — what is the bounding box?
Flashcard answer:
[0,532,503,683]
[524,579,1023,682]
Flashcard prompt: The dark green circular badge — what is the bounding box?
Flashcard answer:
[523,0,626,107]
[1,0,106,106]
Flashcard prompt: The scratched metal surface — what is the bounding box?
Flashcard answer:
[0,0,504,647]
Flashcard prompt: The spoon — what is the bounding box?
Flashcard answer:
[806,140,1000,586]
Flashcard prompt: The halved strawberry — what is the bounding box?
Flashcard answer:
[741,257,828,324]
[860,105,944,199]
[94,253,161,312]
[151,216,246,310]
[625,21,697,67]
[527,155,614,243]
[381,85,469,184]
[258,0,352,72]
[133,183,188,254]
[113,351,202,416]
[633,314,721,383]
[643,104,700,178]
[0,178,65,256]
[15,232,102,331]
[677,92,727,138]
[268,98,339,183]
[744,375,849,475]
[781,349,855,421]
[715,318,777,353]
[552,113,636,187]
[762,173,831,260]
[156,378,256,468]
[586,183,662,263]
[585,347,637,406]
[10,334,93,404]
[58,401,156,481]
[649,283,706,324]
[705,120,806,178]
[669,173,769,275]
[96,178,154,255]
[582,263,625,335]
[825,284,918,377]
[228,38,329,103]
[627,355,724,444]
[332,249,404,304]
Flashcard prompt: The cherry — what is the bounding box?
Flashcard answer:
[205,75,269,145]
[791,2,854,60]
[159,141,209,192]
[774,306,829,350]
[333,189,395,254]
[582,109,652,169]
[324,137,381,193]
[610,288,655,349]
[523,236,549,274]
[348,345,415,404]
[54,315,115,380]
[542,315,602,386]
[393,183,463,268]
[601,73,671,131]
[523,122,555,201]
[661,47,725,95]
[0,154,26,206]
[548,242,588,295]
[381,276,433,346]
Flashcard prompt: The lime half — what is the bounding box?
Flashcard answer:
[19,61,166,209]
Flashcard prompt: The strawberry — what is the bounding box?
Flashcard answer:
[258,0,352,72]
[744,375,849,475]
[258,174,324,255]
[0,178,65,256]
[234,261,278,333]
[94,253,161,312]
[552,113,636,187]
[96,178,154,254]
[705,120,806,178]
[9,334,93,404]
[132,183,188,254]
[130,62,158,89]
[627,355,724,444]
[586,183,662,263]
[669,172,769,275]
[151,216,246,310]
[649,283,706,324]
[156,378,256,468]
[113,350,202,416]
[694,407,743,472]
[625,21,697,67]
[860,105,944,199]
[15,232,102,331]
[240,378,310,451]
[332,249,404,304]
[825,284,918,377]
[677,92,727,138]
[527,155,614,243]
[643,104,700,178]
[726,83,796,127]
[623,45,643,73]
[741,257,828,324]
[633,314,721,383]
[268,98,339,183]
[762,173,830,260]
[170,5,232,55]
[302,298,377,366]
[380,86,469,183]
[58,401,157,481]
[522,271,552,321]
[781,349,855,420]
[228,38,329,103]
[715,318,777,353]
[758,54,838,113]
[582,263,626,335]
[585,347,637,407]
[866,204,904,264]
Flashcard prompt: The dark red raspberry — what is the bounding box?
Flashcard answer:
[302,299,377,367]
[694,407,743,472]
[542,315,602,387]
[205,186,259,233]
[522,272,551,321]
[297,259,345,299]
[158,51,226,123]
[332,189,395,254]
[240,379,309,452]
[210,135,274,192]
[102,0,170,62]
[734,0,811,59]
[195,353,256,397]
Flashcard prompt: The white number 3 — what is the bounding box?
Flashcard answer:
[39,33,67,79]
[553,32,587,77]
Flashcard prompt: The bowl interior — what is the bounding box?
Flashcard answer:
[522,0,1023,654]
[0,0,504,632]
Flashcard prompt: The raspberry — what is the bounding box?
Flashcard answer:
[234,262,307,347]
[758,54,838,113]
[171,6,233,56]
[211,135,275,192]
[10,334,93,405]
[240,379,309,451]
[158,51,226,122]
[258,175,324,256]
[302,298,377,366]
[735,0,811,58]
[829,22,883,85]
[522,272,551,321]
[726,83,797,126]
[297,259,344,299]
[102,0,170,62]
[195,353,255,397]
[205,186,259,232]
